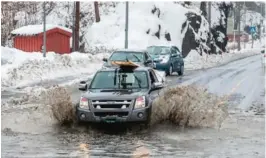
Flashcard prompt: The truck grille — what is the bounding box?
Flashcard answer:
[94,112,128,117]
[91,100,132,109]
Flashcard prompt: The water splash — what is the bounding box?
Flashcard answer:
[45,85,75,125]
[151,85,229,128]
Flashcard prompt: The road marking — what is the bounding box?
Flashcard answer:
[230,78,246,94]
[217,77,247,106]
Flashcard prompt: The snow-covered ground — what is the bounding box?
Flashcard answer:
[85,2,201,51]
[1,47,109,89]
[185,48,261,70]
[185,38,264,70]
[1,39,263,90]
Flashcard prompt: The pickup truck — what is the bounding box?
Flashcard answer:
[76,64,164,126]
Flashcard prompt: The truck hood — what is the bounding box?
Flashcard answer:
[82,89,147,100]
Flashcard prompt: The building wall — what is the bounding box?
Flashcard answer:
[13,28,71,54]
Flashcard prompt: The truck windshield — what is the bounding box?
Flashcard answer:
[109,51,144,62]
[147,46,170,55]
[90,71,149,89]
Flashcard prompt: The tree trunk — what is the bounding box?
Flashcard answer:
[94,1,100,22]
[75,1,80,51]
[200,2,207,18]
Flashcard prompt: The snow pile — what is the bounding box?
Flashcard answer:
[1,47,106,88]
[184,47,261,70]
[151,85,228,128]
[226,42,238,50]
[85,2,190,51]
[211,3,225,27]
[11,24,72,35]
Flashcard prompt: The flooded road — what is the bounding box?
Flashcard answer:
[2,113,264,157]
[2,55,265,158]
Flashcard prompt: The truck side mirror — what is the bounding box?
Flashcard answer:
[151,82,163,91]
[78,81,87,91]
[102,58,108,62]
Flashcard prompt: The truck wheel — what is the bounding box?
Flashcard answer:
[144,108,152,128]
[74,103,82,125]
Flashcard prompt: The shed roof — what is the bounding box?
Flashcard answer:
[11,24,72,36]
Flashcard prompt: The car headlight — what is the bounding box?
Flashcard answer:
[134,96,146,109]
[160,55,170,64]
[79,97,90,109]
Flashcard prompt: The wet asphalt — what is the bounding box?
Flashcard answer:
[1,54,265,158]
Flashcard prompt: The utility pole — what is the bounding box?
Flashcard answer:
[72,2,76,52]
[265,2,266,34]
[244,2,246,49]
[125,1,129,49]
[233,7,236,44]
[43,2,46,58]
[75,1,80,51]
[259,2,263,43]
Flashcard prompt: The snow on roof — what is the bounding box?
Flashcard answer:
[11,24,72,36]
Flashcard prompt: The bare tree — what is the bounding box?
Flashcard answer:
[200,2,207,18]
[75,1,80,51]
[94,1,100,22]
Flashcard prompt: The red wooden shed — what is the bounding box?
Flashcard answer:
[11,24,72,54]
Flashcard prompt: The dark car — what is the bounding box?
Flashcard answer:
[102,49,155,68]
[76,66,164,125]
[147,46,184,76]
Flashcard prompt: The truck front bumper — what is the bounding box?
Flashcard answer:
[76,107,150,123]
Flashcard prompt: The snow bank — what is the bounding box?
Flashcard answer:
[1,47,105,88]
[185,37,264,70]
[211,3,224,27]
[185,48,260,70]
[85,2,189,51]
[11,24,72,35]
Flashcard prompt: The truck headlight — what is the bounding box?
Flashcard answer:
[79,97,90,109]
[134,96,146,109]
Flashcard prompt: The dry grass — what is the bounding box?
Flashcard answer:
[44,85,75,125]
[151,85,229,128]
